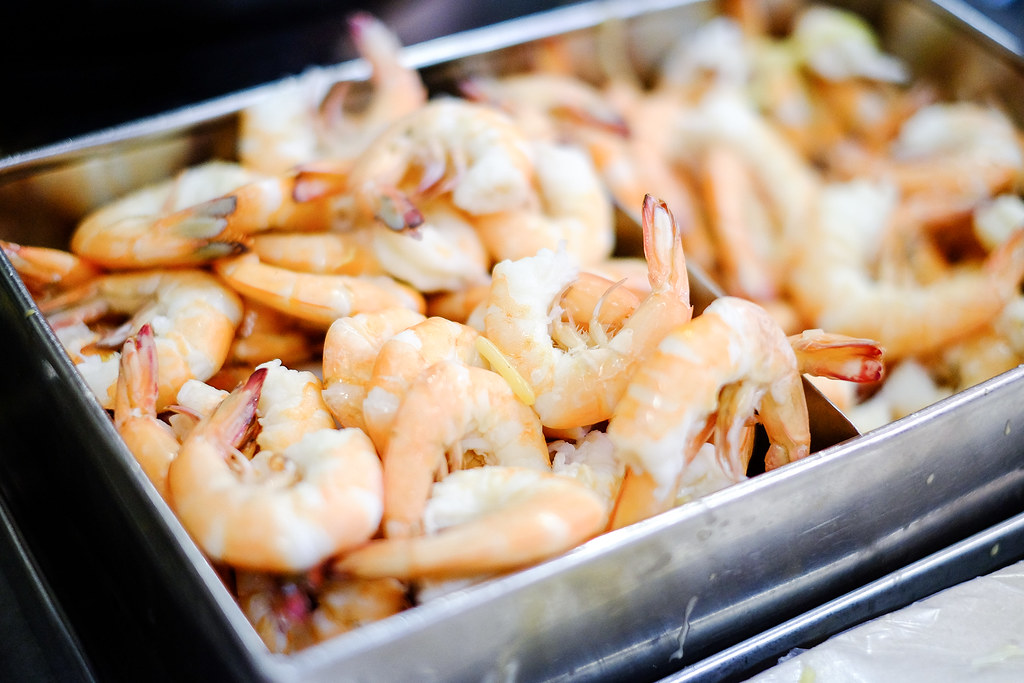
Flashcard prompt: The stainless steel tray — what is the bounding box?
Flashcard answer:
[1,0,1023,681]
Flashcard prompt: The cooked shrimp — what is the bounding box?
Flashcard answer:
[699,144,780,302]
[460,72,629,143]
[369,198,491,293]
[69,161,257,269]
[213,252,425,329]
[321,307,426,430]
[424,280,492,324]
[482,194,692,429]
[380,361,551,539]
[114,324,179,501]
[362,316,485,451]
[250,230,383,276]
[670,88,821,267]
[608,296,810,530]
[346,98,535,231]
[337,466,605,579]
[42,269,243,410]
[239,12,425,174]
[236,570,408,654]
[549,429,624,513]
[1,240,102,298]
[473,140,615,266]
[254,360,337,456]
[227,302,319,369]
[168,367,384,572]
[788,180,1024,358]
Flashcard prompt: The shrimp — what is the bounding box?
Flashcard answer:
[238,12,426,174]
[250,230,384,276]
[227,302,319,369]
[607,296,811,530]
[70,160,355,269]
[254,360,337,456]
[380,361,551,539]
[788,179,1024,358]
[337,466,606,579]
[346,98,536,231]
[69,161,256,269]
[473,140,615,266]
[236,570,407,654]
[549,429,624,513]
[213,252,425,329]
[482,194,692,429]
[670,88,821,267]
[168,367,384,572]
[362,316,485,451]
[460,72,629,143]
[1,240,102,298]
[113,324,179,502]
[368,198,491,293]
[321,307,427,430]
[42,269,243,410]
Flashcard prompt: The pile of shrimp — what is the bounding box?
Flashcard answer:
[20,1,1022,654]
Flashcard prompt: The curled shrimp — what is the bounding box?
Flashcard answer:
[213,252,425,329]
[608,296,811,530]
[69,161,256,269]
[346,98,535,230]
[42,269,243,410]
[114,324,179,501]
[788,180,1024,358]
[362,316,485,451]
[239,12,426,174]
[337,465,606,579]
[250,230,384,276]
[482,194,692,429]
[473,140,615,266]
[380,361,552,539]
[168,367,384,572]
[321,307,427,430]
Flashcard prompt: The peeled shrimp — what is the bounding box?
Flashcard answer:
[608,296,810,529]
[362,316,485,451]
[337,466,605,579]
[482,194,692,429]
[168,367,384,572]
[42,269,243,410]
[380,361,551,539]
[321,307,427,430]
[213,252,425,328]
[238,12,426,174]
[69,161,255,269]
[368,198,491,293]
[788,180,1024,358]
[473,140,615,266]
[114,324,178,501]
[250,230,384,276]
[346,98,535,231]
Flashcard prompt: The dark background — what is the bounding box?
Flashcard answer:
[0,0,577,156]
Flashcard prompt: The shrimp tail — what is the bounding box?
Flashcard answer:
[115,323,158,418]
[642,193,691,308]
[204,367,269,449]
[788,330,885,383]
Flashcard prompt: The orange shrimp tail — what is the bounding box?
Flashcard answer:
[607,467,675,531]
[115,323,158,419]
[789,331,886,383]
